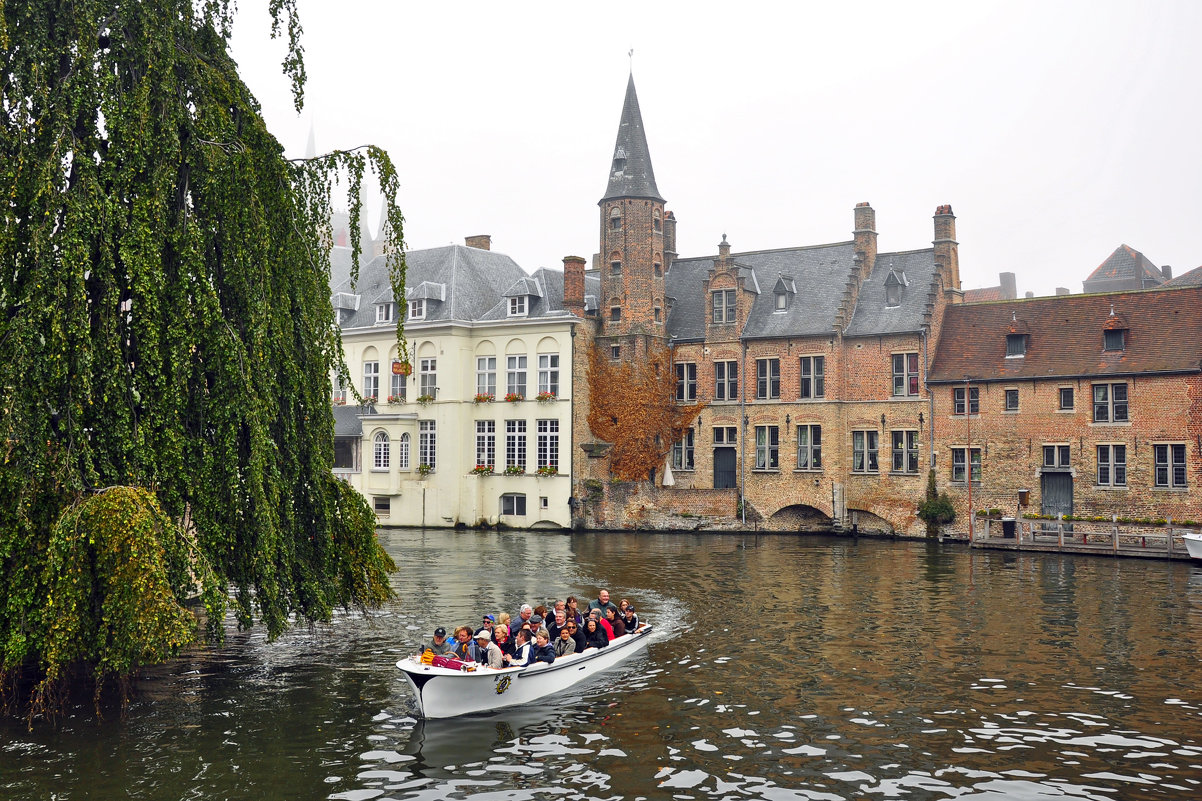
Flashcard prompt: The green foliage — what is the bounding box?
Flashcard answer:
[916,470,955,535]
[0,2,401,705]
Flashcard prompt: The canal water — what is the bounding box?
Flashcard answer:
[4,530,1202,800]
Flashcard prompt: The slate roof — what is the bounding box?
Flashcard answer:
[332,403,366,437]
[478,268,583,323]
[928,285,1202,383]
[600,74,664,203]
[330,244,527,329]
[1082,245,1166,291]
[664,243,938,342]
[1161,265,1202,288]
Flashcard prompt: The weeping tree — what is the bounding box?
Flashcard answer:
[0,1,406,714]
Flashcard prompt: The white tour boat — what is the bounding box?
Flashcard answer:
[397,623,653,719]
[1184,531,1202,560]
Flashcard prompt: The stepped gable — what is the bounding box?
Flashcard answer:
[928,285,1202,383]
[600,74,664,203]
[844,248,940,337]
[665,242,855,343]
[330,243,527,328]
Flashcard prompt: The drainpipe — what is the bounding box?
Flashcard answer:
[965,375,973,544]
[740,338,748,524]
[922,329,935,468]
[568,324,576,529]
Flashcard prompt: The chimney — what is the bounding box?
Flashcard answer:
[465,234,491,251]
[1162,265,1173,280]
[663,211,678,270]
[563,256,586,317]
[1055,287,1070,295]
[718,234,731,261]
[853,202,878,280]
[1000,272,1017,299]
[933,205,959,291]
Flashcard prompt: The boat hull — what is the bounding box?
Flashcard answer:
[397,624,653,718]
[1185,532,1202,560]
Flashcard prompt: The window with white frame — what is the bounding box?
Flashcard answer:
[397,432,410,470]
[501,493,527,516]
[408,298,425,320]
[951,447,981,483]
[1043,444,1071,468]
[676,362,697,402]
[419,358,437,398]
[796,424,822,470]
[755,425,779,470]
[853,430,879,473]
[1096,444,1126,487]
[891,430,919,474]
[390,368,406,402]
[418,420,436,469]
[333,437,359,471]
[506,355,527,397]
[892,352,919,396]
[538,354,559,396]
[1154,443,1187,488]
[1092,382,1128,423]
[756,358,780,399]
[799,356,824,399]
[506,420,526,471]
[476,420,496,469]
[711,289,736,324]
[375,303,393,324]
[476,356,496,397]
[333,374,348,405]
[537,419,559,470]
[363,361,379,401]
[508,296,527,317]
[672,428,695,470]
[715,360,738,401]
[372,431,390,470]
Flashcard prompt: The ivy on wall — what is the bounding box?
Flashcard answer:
[0,2,402,713]
[586,344,704,482]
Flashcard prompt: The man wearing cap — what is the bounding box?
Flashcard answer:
[427,627,451,655]
[475,614,496,637]
[621,605,639,633]
[475,629,504,669]
[587,589,619,619]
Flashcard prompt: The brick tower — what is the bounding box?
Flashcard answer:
[597,74,669,362]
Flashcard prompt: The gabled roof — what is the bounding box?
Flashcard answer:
[503,276,545,299]
[1161,265,1202,288]
[844,249,938,337]
[928,285,1202,383]
[1083,244,1166,290]
[600,74,664,203]
[330,243,527,329]
[477,268,591,323]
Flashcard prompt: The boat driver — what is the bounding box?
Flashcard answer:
[427,626,451,655]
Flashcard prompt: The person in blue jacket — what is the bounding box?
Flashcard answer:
[525,628,557,665]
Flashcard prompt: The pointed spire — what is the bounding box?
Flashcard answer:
[305,121,317,159]
[600,74,664,203]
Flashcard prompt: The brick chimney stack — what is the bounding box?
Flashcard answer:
[465,234,491,251]
[853,202,878,281]
[1000,272,1017,299]
[563,255,586,317]
[932,205,959,292]
[718,233,731,261]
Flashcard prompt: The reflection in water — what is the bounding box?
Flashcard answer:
[3,530,1202,800]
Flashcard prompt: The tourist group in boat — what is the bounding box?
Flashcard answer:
[419,590,641,670]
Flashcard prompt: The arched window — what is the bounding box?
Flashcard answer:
[610,206,622,230]
[373,432,390,470]
[398,432,410,469]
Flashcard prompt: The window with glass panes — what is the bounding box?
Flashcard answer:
[1043,444,1071,468]
[391,368,406,401]
[755,426,779,469]
[853,430,879,473]
[537,420,558,470]
[676,362,697,401]
[799,356,824,399]
[756,358,780,399]
[418,420,436,468]
[506,420,527,471]
[892,352,919,396]
[501,494,526,515]
[714,426,738,445]
[363,361,379,400]
[538,354,559,396]
[711,290,736,323]
[506,355,527,397]
[397,433,410,469]
[714,360,738,401]
[951,447,981,482]
[1092,382,1128,422]
[796,424,822,470]
[953,386,979,415]
[476,357,496,397]
[891,430,918,473]
[1096,444,1126,487]
[672,428,695,470]
[1154,443,1187,488]
[372,432,390,469]
[1004,388,1018,411]
[475,420,495,468]
[419,358,437,397]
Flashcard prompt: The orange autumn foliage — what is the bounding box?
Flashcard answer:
[587,344,705,482]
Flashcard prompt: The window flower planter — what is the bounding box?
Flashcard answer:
[536,465,558,476]
[332,397,347,406]
[363,396,377,405]
[474,393,495,404]
[416,394,435,406]
[387,395,405,404]
[504,393,524,403]
[503,465,525,476]
[416,464,434,477]
[536,391,556,403]
[470,465,495,476]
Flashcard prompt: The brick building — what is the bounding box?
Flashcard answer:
[928,286,1202,526]
[568,76,965,534]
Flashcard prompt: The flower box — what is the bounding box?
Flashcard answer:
[387,395,405,404]
[535,391,556,403]
[503,465,525,476]
[470,465,495,476]
[504,393,524,403]
[362,396,378,405]
[474,393,495,404]
[332,397,347,406]
[536,465,558,476]
[416,394,435,406]
[416,464,434,476]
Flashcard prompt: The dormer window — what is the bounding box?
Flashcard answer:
[508,296,527,317]
[775,292,787,311]
[884,269,907,307]
[772,275,795,313]
[1103,328,1125,352]
[408,298,425,320]
[1006,333,1027,357]
[375,302,394,324]
[885,283,901,306]
[610,207,622,230]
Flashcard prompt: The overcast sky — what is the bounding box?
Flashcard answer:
[230,1,1202,297]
